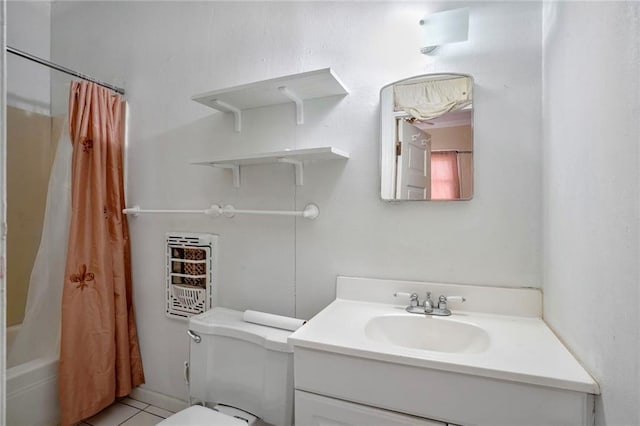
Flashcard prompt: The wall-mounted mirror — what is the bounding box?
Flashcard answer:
[380,74,473,201]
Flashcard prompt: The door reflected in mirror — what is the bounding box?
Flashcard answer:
[380,74,473,201]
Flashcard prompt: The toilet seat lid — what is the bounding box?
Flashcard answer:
[157,405,246,426]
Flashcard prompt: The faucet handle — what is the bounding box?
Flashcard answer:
[394,292,419,307]
[437,295,466,310]
[442,295,466,303]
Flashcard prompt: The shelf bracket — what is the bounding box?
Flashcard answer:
[278,86,304,125]
[211,99,242,132]
[278,158,304,186]
[212,164,240,187]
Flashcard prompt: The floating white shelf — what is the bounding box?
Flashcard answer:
[192,68,348,132]
[192,146,349,187]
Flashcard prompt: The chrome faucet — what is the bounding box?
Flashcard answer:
[394,292,465,316]
[423,291,435,314]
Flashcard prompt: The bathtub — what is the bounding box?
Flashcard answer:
[6,325,60,426]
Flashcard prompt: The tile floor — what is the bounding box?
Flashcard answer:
[80,397,175,426]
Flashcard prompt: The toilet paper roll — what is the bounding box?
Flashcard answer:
[242,310,307,331]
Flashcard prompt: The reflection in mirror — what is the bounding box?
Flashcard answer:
[380,74,473,201]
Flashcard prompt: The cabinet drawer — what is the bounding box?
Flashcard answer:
[296,390,446,426]
[294,347,593,426]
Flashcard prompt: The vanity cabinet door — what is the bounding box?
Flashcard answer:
[296,390,446,426]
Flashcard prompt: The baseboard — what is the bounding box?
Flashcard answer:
[129,387,188,413]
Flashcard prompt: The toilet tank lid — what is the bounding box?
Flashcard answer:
[189,308,294,353]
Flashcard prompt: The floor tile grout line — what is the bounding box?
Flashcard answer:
[140,411,166,421]
[116,407,143,426]
[85,402,171,426]
[143,407,172,418]
[143,410,166,415]
[119,400,150,410]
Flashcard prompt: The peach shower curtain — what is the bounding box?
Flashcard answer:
[59,82,144,425]
[431,151,461,200]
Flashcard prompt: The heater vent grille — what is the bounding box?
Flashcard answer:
[166,232,218,320]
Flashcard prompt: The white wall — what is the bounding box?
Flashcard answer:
[542,2,640,425]
[51,1,542,401]
[7,1,51,114]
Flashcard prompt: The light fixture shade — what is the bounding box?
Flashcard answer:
[420,8,469,54]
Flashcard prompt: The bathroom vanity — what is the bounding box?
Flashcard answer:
[288,277,598,426]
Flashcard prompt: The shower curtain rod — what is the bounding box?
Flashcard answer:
[6,45,125,95]
[432,149,473,154]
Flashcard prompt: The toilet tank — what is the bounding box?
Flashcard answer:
[188,308,294,426]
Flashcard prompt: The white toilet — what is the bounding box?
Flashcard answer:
[159,307,295,426]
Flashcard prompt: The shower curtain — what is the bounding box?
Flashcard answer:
[6,120,72,368]
[59,82,144,425]
[431,151,461,200]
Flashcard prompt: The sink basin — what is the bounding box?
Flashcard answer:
[365,314,490,353]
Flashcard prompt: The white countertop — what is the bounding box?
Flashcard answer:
[289,299,599,394]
